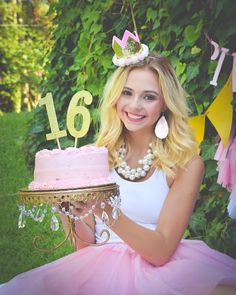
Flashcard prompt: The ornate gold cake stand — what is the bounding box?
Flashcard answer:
[18,183,120,252]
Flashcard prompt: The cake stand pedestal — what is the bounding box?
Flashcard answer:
[18,183,120,252]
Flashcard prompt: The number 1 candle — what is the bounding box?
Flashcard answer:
[39,93,67,149]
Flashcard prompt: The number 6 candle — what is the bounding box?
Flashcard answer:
[66,90,93,147]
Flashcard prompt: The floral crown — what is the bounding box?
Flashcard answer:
[112,30,149,67]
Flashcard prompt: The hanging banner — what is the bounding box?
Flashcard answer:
[206,35,236,93]
[206,73,233,146]
[189,115,206,153]
[210,40,229,87]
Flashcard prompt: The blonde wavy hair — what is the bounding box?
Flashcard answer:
[95,53,197,177]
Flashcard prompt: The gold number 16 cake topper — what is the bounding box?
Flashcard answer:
[39,90,93,148]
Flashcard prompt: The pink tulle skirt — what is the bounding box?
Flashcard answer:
[214,135,236,192]
[1,240,236,295]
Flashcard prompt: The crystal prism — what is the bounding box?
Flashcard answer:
[50,214,59,231]
[101,211,109,224]
[112,207,119,220]
[18,211,26,228]
[35,208,45,223]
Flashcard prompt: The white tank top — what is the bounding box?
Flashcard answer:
[95,168,169,243]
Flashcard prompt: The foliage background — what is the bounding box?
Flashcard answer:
[0,0,236,282]
[0,0,54,113]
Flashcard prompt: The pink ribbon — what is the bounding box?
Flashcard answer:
[210,40,220,60]
[210,46,229,86]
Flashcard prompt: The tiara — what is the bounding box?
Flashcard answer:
[112,30,149,67]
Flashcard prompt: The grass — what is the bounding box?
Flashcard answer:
[0,112,73,283]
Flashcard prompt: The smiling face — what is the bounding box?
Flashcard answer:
[116,66,165,137]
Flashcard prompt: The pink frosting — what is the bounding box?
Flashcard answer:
[28,146,113,190]
[37,146,107,157]
[29,177,113,190]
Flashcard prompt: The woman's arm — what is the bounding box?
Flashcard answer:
[96,155,204,266]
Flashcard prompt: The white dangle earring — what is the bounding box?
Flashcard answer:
[155,113,169,139]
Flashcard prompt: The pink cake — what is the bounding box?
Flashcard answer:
[28,146,113,190]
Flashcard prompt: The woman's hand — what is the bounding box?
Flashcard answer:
[70,200,112,220]
[59,201,96,249]
[69,201,89,216]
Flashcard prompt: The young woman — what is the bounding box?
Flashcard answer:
[1,32,236,295]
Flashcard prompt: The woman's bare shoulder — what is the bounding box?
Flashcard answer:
[174,154,205,186]
[167,155,204,188]
[186,154,205,172]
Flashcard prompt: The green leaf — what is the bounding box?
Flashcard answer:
[200,140,217,161]
[179,47,185,55]
[184,24,201,45]
[90,23,102,34]
[191,46,201,55]
[175,62,186,76]
[205,160,218,178]
[180,73,187,84]
[186,62,199,82]
[159,32,171,48]
[189,211,207,233]
[146,8,157,22]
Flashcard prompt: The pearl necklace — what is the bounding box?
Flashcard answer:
[117,143,154,180]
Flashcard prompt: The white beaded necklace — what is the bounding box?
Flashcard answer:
[116,143,154,180]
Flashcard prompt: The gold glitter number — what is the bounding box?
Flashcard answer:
[66,90,93,147]
[39,93,67,145]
